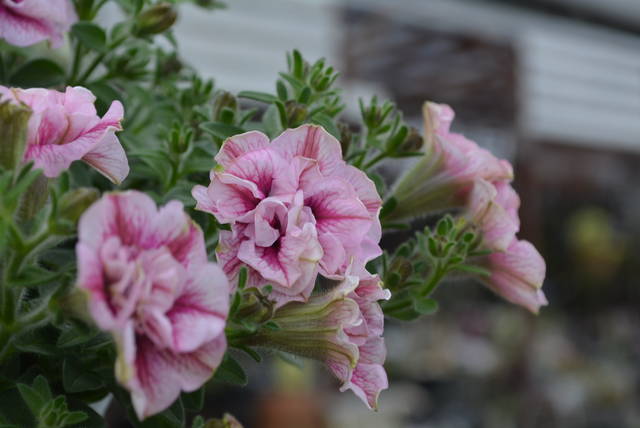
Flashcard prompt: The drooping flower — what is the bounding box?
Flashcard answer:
[466,179,520,252]
[387,101,512,221]
[193,125,382,305]
[247,269,389,409]
[0,0,77,48]
[0,86,129,183]
[76,191,229,419]
[475,239,547,313]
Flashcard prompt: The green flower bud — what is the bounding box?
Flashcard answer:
[337,122,352,155]
[134,3,177,37]
[17,174,48,221]
[285,101,307,127]
[401,126,423,152]
[205,413,243,428]
[212,91,238,121]
[0,100,31,171]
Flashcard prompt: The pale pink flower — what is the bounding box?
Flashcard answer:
[388,102,512,221]
[76,191,229,419]
[467,179,520,251]
[0,86,129,183]
[335,274,390,409]
[0,0,77,48]
[252,270,390,409]
[193,125,382,305]
[477,239,547,313]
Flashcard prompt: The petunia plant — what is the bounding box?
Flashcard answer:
[0,0,547,426]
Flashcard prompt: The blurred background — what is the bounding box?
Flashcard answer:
[109,0,640,426]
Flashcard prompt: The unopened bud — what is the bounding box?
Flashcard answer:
[389,257,413,283]
[337,122,352,154]
[212,91,238,121]
[134,3,177,36]
[17,174,48,221]
[402,126,423,152]
[285,101,307,127]
[0,100,31,171]
[205,413,243,428]
[59,188,100,225]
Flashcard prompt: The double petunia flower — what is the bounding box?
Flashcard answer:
[193,125,382,306]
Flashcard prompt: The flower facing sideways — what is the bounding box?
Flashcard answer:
[76,191,229,419]
[475,239,547,313]
[388,102,512,221]
[193,125,382,306]
[247,270,390,409]
[0,0,77,48]
[0,86,129,183]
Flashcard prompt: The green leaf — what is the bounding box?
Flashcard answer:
[292,49,304,79]
[61,411,88,425]
[9,58,65,88]
[311,113,340,139]
[139,398,184,428]
[57,320,100,348]
[237,91,278,103]
[276,80,288,100]
[453,264,491,277]
[213,354,247,386]
[63,359,104,393]
[72,22,107,52]
[262,104,283,138]
[181,388,204,413]
[413,297,439,315]
[297,86,311,104]
[16,384,45,416]
[200,122,245,140]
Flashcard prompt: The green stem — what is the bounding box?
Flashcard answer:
[68,41,84,85]
[419,263,448,298]
[75,52,106,85]
[362,151,388,171]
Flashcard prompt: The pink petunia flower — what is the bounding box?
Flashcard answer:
[388,102,512,221]
[477,239,548,313]
[0,0,77,48]
[0,86,129,183]
[193,125,382,306]
[76,191,229,419]
[335,273,390,409]
[250,269,389,409]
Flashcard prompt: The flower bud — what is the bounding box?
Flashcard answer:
[212,91,238,121]
[401,126,423,152]
[246,276,361,372]
[338,122,352,154]
[17,175,48,221]
[285,101,308,127]
[134,3,177,37]
[205,413,243,428]
[0,100,31,171]
[59,187,100,225]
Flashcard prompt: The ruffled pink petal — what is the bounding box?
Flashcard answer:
[168,263,229,353]
[271,125,344,176]
[468,180,519,252]
[342,362,388,410]
[122,332,227,420]
[482,239,547,313]
[0,0,76,48]
[82,132,130,184]
[215,131,270,170]
[304,178,372,275]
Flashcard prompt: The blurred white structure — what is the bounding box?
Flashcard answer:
[173,0,640,150]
